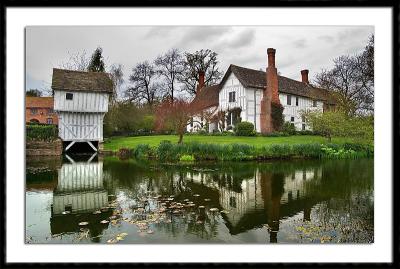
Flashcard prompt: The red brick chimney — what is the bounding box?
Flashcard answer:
[301,69,309,84]
[196,71,205,93]
[261,48,280,134]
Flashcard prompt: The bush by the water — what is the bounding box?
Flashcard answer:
[26,124,58,141]
[179,154,195,162]
[125,141,373,162]
[235,121,256,136]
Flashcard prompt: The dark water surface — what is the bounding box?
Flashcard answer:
[26,155,373,244]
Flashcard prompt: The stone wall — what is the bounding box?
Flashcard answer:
[26,139,63,156]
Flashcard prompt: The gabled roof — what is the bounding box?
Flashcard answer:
[221,64,335,103]
[26,97,54,108]
[191,84,221,111]
[51,68,113,93]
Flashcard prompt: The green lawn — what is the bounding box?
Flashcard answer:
[104,135,356,151]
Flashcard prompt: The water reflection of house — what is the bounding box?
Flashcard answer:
[50,160,112,239]
[186,166,322,241]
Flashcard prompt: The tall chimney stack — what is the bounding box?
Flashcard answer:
[196,71,205,93]
[267,48,276,68]
[301,69,309,84]
[260,48,280,134]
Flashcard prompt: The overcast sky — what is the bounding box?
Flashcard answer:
[26,26,373,96]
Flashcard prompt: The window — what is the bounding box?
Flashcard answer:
[228,91,236,102]
[66,93,73,100]
[30,108,38,115]
[296,97,299,106]
[47,118,53,124]
[47,108,54,115]
[313,100,317,107]
[287,95,292,105]
[190,117,193,127]
[229,197,237,208]
[301,115,305,122]
[302,124,306,131]
[291,116,295,122]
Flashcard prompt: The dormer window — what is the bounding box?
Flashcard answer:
[66,93,73,100]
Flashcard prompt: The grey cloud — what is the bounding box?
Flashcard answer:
[144,26,181,38]
[318,35,335,43]
[177,26,232,47]
[227,30,256,49]
[293,39,307,48]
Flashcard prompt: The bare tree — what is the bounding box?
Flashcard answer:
[155,48,184,102]
[315,35,374,115]
[108,64,124,103]
[179,49,223,96]
[59,50,90,71]
[126,61,159,107]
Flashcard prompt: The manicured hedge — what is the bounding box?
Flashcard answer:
[26,124,58,141]
[235,121,256,136]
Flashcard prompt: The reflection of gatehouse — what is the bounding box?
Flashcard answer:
[50,156,112,238]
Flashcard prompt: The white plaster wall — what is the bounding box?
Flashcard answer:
[54,90,109,113]
[278,93,323,130]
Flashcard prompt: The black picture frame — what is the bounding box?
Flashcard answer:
[1,0,398,268]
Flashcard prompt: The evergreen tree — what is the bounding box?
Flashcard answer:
[88,47,106,72]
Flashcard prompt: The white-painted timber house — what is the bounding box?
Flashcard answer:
[189,48,336,133]
[51,68,113,152]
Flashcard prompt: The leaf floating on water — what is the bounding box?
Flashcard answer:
[198,206,205,209]
[184,199,189,202]
[100,220,109,224]
[62,211,70,215]
[204,198,211,202]
[209,208,219,212]
[220,210,230,214]
[193,194,200,197]
[78,222,89,226]
[92,210,101,215]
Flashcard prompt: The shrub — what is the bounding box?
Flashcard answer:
[117,148,132,159]
[133,144,153,159]
[296,130,315,135]
[179,154,195,162]
[235,121,256,136]
[26,124,58,141]
[271,102,284,130]
[282,122,296,135]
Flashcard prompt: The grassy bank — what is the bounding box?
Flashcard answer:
[104,135,359,152]
[104,135,373,161]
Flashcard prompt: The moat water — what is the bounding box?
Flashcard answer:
[26,155,373,244]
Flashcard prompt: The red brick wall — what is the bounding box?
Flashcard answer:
[26,107,58,125]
